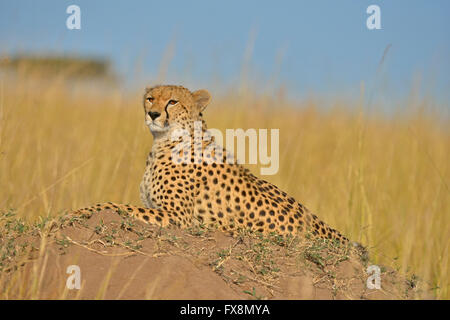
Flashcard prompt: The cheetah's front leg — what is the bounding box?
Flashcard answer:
[71,202,188,228]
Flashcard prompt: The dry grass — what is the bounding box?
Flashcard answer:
[0,71,448,299]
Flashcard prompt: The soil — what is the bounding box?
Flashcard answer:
[0,209,433,299]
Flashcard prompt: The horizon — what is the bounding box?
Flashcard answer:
[0,1,449,110]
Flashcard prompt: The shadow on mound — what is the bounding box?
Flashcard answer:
[0,210,432,299]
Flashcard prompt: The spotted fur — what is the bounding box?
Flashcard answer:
[73,85,350,244]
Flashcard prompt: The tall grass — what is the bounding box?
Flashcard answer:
[0,71,448,299]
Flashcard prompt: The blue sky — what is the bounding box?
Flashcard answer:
[0,0,449,104]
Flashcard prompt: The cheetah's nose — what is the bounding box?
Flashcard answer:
[148,111,161,120]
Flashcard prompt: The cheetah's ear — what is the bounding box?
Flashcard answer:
[192,89,211,112]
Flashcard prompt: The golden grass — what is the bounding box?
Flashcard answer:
[0,74,448,299]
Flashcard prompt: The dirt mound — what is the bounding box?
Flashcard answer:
[0,210,431,299]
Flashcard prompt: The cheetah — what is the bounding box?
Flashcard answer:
[73,85,352,244]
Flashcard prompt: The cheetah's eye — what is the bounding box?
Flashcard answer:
[147,97,154,103]
[168,100,178,105]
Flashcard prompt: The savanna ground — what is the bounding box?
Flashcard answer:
[0,61,448,299]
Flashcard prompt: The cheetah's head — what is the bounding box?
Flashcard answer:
[143,85,211,137]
